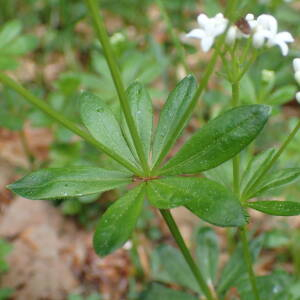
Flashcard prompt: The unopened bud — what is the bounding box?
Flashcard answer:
[262,69,275,82]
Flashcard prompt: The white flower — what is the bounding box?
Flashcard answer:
[296,91,300,104]
[226,25,245,44]
[245,14,257,30]
[293,58,300,85]
[187,13,228,52]
[248,14,294,56]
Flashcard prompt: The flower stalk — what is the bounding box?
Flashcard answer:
[160,209,216,300]
[85,0,150,175]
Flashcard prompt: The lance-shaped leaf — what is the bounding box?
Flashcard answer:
[160,105,271,175]
[7,167,132,200]
[93,184,145,256]
[80,92,138,166]
[218,236,264,295]
[121,82,153,160]
[195,227,220,284]
[146,177,246,227]
[152,75,197,166]
[247,168,300,198]
[247,201,300,216]
[0,20,21,47]
[151,245,201,293]
[241,148,275,196]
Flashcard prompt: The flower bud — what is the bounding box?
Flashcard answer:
[293,58,300,72]
[262,69,275,82]
[296,91,300,104]
[295,71,300,85]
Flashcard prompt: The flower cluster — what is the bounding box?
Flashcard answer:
[187,13,294,56]
[294,58,300,103]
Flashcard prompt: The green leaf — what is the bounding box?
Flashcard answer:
[122,82,153,160]
[0,55,19,70]
[93,184,145,256]
[152,75,197,166]
[0,288,14,300]
[0,20,21,48]
[147,177,246,227]
[267,85,297,105]
[8,167,131,200]
[248,168,300,198]
[160,105,271,175]
[237,271,292,300]
[151,245,201,293]
[0,35,38,56]
[0,239,12,273]
[241,148,275,196]
[247,201,300,216]
[140,283,198,300]
[195,227,219,283]
[79,92,138,166]
[218,236,264,295]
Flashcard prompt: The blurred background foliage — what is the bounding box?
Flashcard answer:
[1,0,300,299]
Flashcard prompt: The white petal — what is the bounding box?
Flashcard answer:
[201,36,214,52]
[296,91,300,104]
[226,26,237,44]
[293,58,300,72]
[197,14,209,27]
[216,13,224,18]
[187,29,206,39]
[253,32,266,48]
[245,14,254,21]
[295,71,300,85]
[257,14,278,34]
[277,41,289,56]
[276,31,294,43]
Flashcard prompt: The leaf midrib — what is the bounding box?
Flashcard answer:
[162,110,261,173]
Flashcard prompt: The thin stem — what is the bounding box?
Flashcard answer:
[19,129,35,170]
[0,73,142,176]
[240,226,261,300]
[85,0,150,175]
[231,82,240,197]
[160,209,215,300]
[243,119,300,199]
[156,0,190,74]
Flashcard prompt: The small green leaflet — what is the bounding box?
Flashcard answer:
[241,148,275,196]
[160,105,271,175]
[152,75,197,167]
[146,177,246,227]
[246,168,300,199]
[121,82,153,160]
[195,227,219,284]
[80,92,138,167]
[93,184,145,256]
[8,167,132,200]
[150,245,201,293]
[247,201,300,216]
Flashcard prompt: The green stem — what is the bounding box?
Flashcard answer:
[0,73,142,176]
[160,209,216,300]
[231,82,240,196]
[85,0,149,175]
[240,226,260,300]
[243,119,300,199]
[19,129,35,170]
[156,0,190,74]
